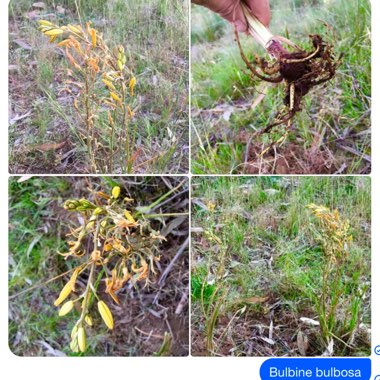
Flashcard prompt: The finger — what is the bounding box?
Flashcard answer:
[212,0,248,32]
[246,0,271,27]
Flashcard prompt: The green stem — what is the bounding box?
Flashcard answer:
[135,179,187,216]
[77,222,100,324]
[142,212,188,218]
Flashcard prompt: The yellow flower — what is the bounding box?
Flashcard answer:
[112,186,121,199]
[54,281,73,307]
[38,20,53,27]
[98,301,114,329]
[58,301,74,316]
[91,29,97,47]
[129,77,136,96]
[102,79,116,91]
[85,315,93,326]
[110,92,121,104]
[124,210,136,224]
[78,327,86,352]
[44,28,64,36]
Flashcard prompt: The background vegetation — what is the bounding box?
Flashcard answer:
[9,176,189,356]
[9,0,188,174]
[191,176,370,356]
[191,0,371,174]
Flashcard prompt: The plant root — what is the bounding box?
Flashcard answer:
[235,29,343,134]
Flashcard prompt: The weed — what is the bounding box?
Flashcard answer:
[307,204,366,354]
[37,20,137,173]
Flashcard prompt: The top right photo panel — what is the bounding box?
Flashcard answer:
[191,0,371,174]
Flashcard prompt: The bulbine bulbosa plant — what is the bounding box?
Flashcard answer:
[38,20,137,173]
[307,204,356,352]
[55,186,165,353]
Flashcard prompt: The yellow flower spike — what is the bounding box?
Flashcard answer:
[54,281,73,306]
[98,301,114,329]
[58,300,74,316]
[85,315,93,327]
[78,327,86,352]
[129,77,136,97]
[112,186,121,199]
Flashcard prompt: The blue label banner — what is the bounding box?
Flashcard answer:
[260,358,371,380]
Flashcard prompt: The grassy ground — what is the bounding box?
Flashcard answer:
[9,176,189,356]
[191,176,371,356]
[191,0,371,174]
[9,0,188,174]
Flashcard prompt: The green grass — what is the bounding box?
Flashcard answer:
[191,176,371,356]
[191,0,371,174]
[9,0,188,174]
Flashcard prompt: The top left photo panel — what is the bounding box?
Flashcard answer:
[9,0,189,174]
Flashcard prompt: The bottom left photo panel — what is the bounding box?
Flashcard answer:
[8,176,189,356]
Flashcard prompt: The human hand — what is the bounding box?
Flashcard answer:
[192,0,271,32]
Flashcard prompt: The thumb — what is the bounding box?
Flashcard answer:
[246,0,271,27]
[213,0,248,32]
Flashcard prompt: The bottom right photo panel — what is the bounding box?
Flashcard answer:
[191,176,371,357]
